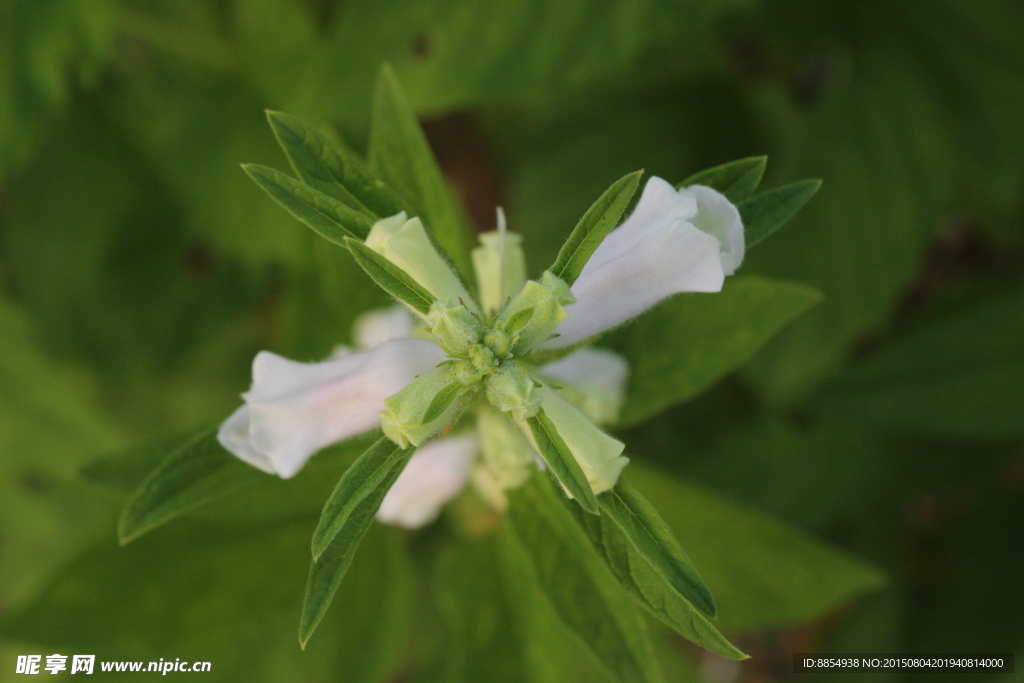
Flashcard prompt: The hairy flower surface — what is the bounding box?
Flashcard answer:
[219,176,744,526]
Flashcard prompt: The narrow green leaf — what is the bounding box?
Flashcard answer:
[422,383,465,426]
[627,461,886,633]
[81,429,199,494]
[602,479,716,617]
[311,437,414,561]
[526,409,599,514]
[740,179,822,248]
[550,170,643,286]
[507,473,664,683]
[678,156,767,202]
[299,442,415,647]
[368,65,473,279]
[344,236,437,314]
[118,427,264,545]
[243,163,376,241]
[265,110,412,220]
[503,306,535,336]
[566,492,747,660]
[434,530,571,682]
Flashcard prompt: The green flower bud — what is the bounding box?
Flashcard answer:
[476,406,535,490]
[525,385,627,495]
[470,464,508,512]
[485,361,540,421]
[472,226,526,316]
[483,329,512,358]
[427,299,484,357]
[366,213,478,313]
[380,363,473,447]
[453,344,499,386]
[497,271,575,353]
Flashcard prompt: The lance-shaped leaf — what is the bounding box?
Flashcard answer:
[265,110,412,220]
[610,276,822,427]
[311,437,415,561]
[299,442,415,647]
[526,408,599,514]
[507,473,664,683]
[369,65,473,279]
[678,156,767,203]
[82,430,197,494]
[627,461,886,633]
[243,164,376,242]
[118,427,265,545]
[563,482,747,660]
[434,529,571,682]
[344,236,437,314]
[549,170,643,286]
[740,179,822,248]
[602,479,716,616]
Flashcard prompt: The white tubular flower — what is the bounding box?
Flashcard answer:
[686,184,744,275]
[377,433,478,528]
[352,307,415,349]
[366,212,478,314]
[542,348,629,424]
[545,176,744,348]
[217,339,445,478]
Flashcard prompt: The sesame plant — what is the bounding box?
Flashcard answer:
[80,66,845,681]
[4,1,1024,679]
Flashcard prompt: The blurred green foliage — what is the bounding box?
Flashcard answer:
[1,0,1022,681]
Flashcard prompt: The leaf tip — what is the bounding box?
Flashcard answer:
[116,517,139,546]
[378,61,398,80]
[578,493,601,515]
[310,537,326,563]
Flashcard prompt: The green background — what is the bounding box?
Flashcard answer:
[1,0,1022,681]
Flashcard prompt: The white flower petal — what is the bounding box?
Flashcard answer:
[544,176,743,348]
[549,221,723,348]
[541,348,629,424]
[218,338,446,479]
[377,433,479,528]
[352,307,415,349]
[686,184,744,275]
[217,405,275,475]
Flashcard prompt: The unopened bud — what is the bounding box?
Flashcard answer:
[485,361,540,421]
[472,228,526,316]
[366,213,478,313]
[427,299,483,357]
[523,386,627,495]
[497,271,575,353]
[380,363,473,447]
